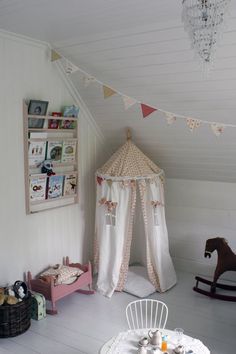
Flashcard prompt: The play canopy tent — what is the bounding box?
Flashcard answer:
[94,134,177,297]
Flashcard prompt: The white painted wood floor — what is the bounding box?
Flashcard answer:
[0,271,235,354]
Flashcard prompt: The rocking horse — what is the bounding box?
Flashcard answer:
[193,237,236,302]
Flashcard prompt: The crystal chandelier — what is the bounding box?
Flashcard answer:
[182,0,231,71]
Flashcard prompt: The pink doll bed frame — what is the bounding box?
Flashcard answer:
[27,257,94,315]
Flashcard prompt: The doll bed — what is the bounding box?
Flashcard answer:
[27,257,94,315]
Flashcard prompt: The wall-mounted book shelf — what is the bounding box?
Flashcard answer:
[23,101,79,214]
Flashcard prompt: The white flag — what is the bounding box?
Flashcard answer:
[122,96,137,110]
[211,123,225,136]
[187,118,201,132]
[164,112,176,125]
[64,60,79,74]
[83,75,96,87]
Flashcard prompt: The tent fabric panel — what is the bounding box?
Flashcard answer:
[95,181,134,297]
[116,182,137,291]
[141,178,177,292]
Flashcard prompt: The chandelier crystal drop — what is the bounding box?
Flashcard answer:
[182,0,231,72]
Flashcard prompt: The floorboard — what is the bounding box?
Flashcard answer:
[0,271,235,354]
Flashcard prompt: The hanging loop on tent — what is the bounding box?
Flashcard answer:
[126,128,132,141]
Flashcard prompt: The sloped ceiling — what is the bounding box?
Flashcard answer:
[1,0,236,181]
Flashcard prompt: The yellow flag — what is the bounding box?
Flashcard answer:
[103,86,116,99]
[51,49,61,62]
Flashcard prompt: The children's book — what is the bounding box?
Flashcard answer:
[28,141,47,167]
[48,119,59,129]
[30,175,47,201]
[63,105,79,118]
[46,141,63,162]
[47,175,64,199]
[63,174,77,196]
[61,140,77,163]
[59,119,76,129]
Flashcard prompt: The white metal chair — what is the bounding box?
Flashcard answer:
[125,299,168,330]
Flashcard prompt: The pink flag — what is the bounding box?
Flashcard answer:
[141,104,157,118]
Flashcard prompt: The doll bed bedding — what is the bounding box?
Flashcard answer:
[38,264,84,285]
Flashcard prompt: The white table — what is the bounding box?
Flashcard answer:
[99,329,210,354]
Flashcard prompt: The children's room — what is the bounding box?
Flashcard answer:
[0,1,236,354]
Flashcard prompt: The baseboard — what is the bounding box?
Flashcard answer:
[172,257,236,282]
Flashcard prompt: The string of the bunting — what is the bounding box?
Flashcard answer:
[51,48,236,136]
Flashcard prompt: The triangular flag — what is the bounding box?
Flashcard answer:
[122,96,137,110]
[103,86,116,99]
[51,49,61,62]
[64,60,79,74]
[186,118,201,132]
[83,75,96,87]
[141,103,157,118]
[164,112,176,125]
[211,123,225,136]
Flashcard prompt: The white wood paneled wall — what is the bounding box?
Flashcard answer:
[165,178,236,282]
[0,31,107,284]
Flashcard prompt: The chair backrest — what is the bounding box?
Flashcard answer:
[125,299,168,330]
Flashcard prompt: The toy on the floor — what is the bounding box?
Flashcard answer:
[27,257,94,314]
[193,237,236,301]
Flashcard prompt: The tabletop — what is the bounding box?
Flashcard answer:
[99,329,210,354]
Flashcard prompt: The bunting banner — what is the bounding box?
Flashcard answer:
[187,118,201,132]
[103,86,116,99]
[122,95,137,110]
[83,75,96,87]
[211,123,225,136]
[165,112,176,125]
[64,59,79,74]
[51,49,61,62]
[50,49,236,136]
[141,103,157,118]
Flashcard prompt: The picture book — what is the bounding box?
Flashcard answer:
[30,175,47,201]
[61,140,77,163]
[63,105,80,118]
[59,119,76,129]
[48,119,59,129]
[47,175,64,199]
[63,174,77,196]
[46,141,63,162]
[28,141,47,167]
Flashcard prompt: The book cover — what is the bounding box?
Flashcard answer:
[28,141,47,167]
[47,175,64,199]
[63,174,77,196]
[48,119,59,129]
[46,141,63,162]
[30,175,47,201]
[63,105,79,118]
[61,140,77,163]
[59,119,76,129]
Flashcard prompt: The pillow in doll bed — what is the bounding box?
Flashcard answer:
[123,265,156,298]
[39,264,84,285]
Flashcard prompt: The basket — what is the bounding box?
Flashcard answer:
[0,293,31,338]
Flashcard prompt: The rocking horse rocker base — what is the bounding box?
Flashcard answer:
[193,237,236,302]
[193,276,236,302]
